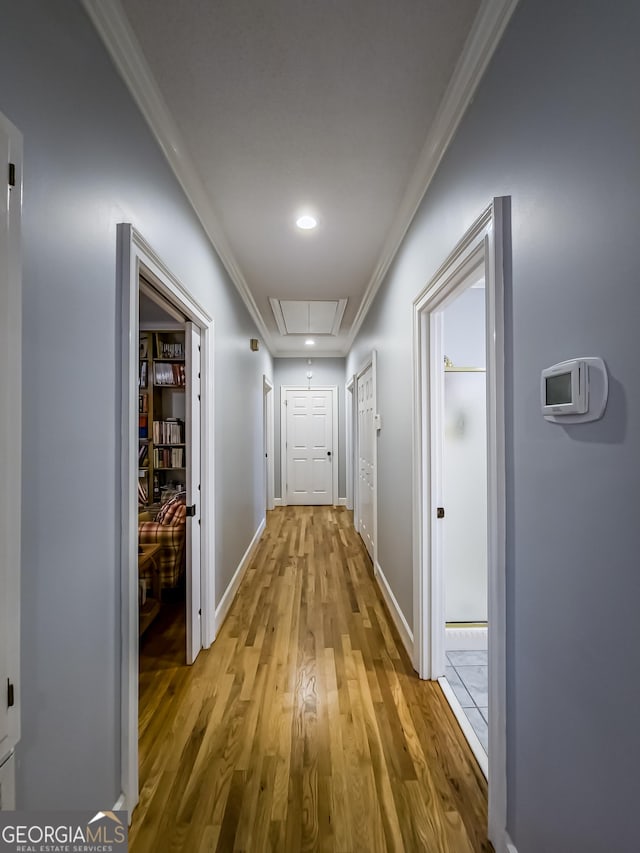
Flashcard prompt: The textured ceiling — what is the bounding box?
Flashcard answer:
[117,0,483,355]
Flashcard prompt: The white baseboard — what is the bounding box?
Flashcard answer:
[445,625,488,650]
[273,497,284,507]
[374,560,414,661]
[438,676,488,779]
[113,792,126,812]
[337,497,347,506]
[214,518,266,634]
[505,837,518,853]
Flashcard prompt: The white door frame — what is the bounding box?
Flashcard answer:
[263,375,275,512]
[0,113,22,791]
[117,224,216,816]
[280,385,338,506]
[354,353,378,567]
[345,376,356,511]
[412,198,508,849]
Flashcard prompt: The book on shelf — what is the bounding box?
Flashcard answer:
[153,446,185,468]
[152,419,184,444]
[138,393,148,413]
[153,361,186,386]
[154,335,185,360]
[138,360,148,388]
[137,480,148,506]
[138,444,148,465]
[138,414,148,439]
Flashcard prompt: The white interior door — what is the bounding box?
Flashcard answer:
[357,365,375,560]
[285,389,333,505]
[185,321,202,664]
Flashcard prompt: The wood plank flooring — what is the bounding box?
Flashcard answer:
[131,506,491,852]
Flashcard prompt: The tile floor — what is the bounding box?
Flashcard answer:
[445,650,488,753]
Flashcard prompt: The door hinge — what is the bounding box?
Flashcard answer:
[8,163,15,188]
[7,679,14,708]
[185,504,197,517]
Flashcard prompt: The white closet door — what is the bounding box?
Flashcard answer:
[285,389,333,505]
[185,322,202,664]
[357,365,375,561]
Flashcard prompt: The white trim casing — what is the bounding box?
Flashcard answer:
[412,199,508,851]
[263,376,275,511]
[280,386,339,506]
[374,561,414,662]
[0,113,22,771]
[82,0,519,357]
[117,224,216,816]
[214,518,266,635]
[345,376,355,511]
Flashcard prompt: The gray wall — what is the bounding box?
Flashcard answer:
[347,1,640,850]
[273,358,346,499]
[0,0,271,810]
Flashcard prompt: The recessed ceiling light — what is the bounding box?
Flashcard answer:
[296,215,317,230]
[305,339,315,346]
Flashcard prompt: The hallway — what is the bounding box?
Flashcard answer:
[131,507,490,852]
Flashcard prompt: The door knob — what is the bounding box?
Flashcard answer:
[327,451,332,456]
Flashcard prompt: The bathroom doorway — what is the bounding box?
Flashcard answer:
[412,199,508,843]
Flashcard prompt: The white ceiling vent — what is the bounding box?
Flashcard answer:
[269,299,347,336]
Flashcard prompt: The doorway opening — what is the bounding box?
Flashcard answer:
[412,199,508,846]
[438,275,489,765]
[137,281,192,668]
[118,224,215,817]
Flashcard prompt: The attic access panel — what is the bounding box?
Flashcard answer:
[269,298,347,336]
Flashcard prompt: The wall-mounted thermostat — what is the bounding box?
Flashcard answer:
[541,357,608,424]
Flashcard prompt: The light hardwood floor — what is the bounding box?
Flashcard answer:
[132,506,491,852]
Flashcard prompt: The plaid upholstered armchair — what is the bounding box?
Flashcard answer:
[138,491,187,592]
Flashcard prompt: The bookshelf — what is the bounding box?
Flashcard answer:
[139,329,186,511]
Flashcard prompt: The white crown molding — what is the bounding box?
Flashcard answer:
[82,0,517,359]
[80,0,275,353]
[345,0,519,351]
